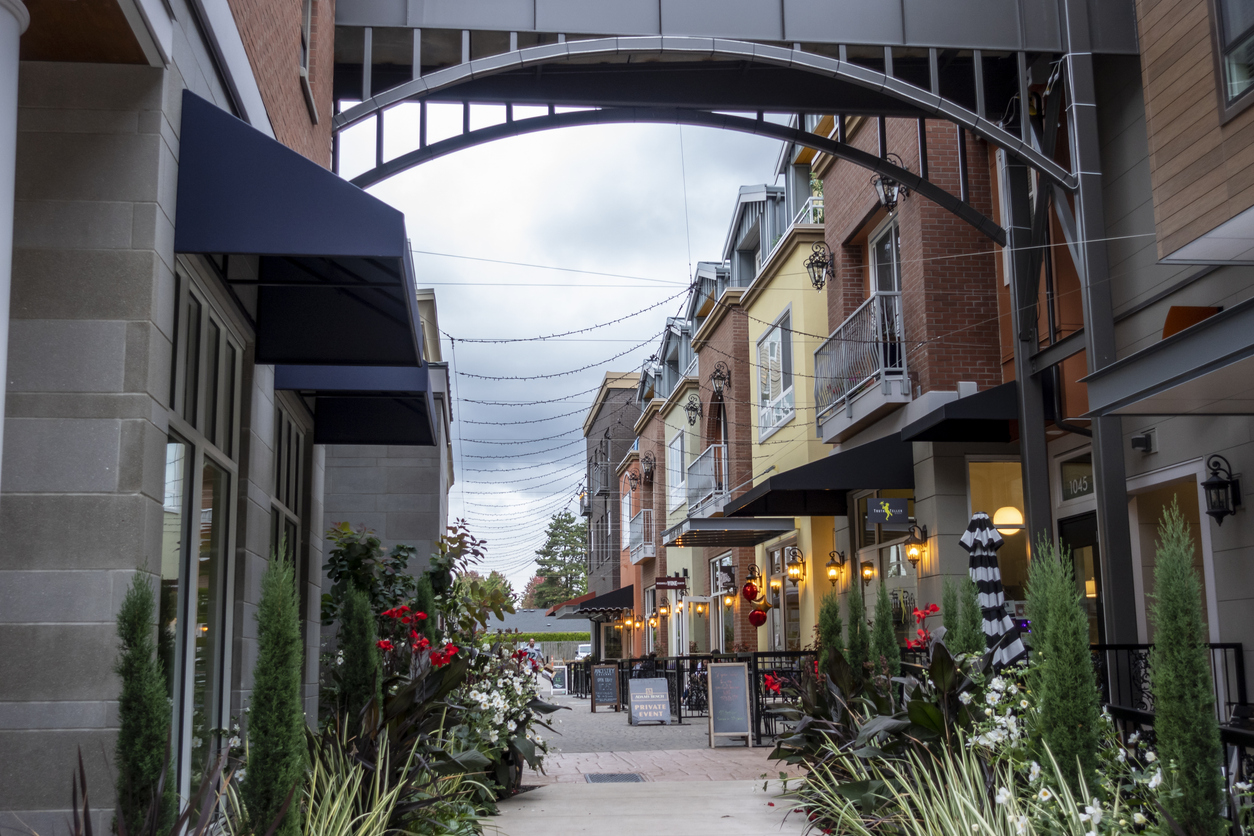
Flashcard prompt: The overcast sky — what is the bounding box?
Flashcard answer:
[340,107,786,593]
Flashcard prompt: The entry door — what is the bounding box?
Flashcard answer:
[1058,512,1103,643]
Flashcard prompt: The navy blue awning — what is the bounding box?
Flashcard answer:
[175,91,423,367]
[275,365,436,446]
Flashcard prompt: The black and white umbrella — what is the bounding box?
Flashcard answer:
[959,512,1027,671]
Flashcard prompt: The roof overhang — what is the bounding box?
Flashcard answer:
[661,516,796,548]
[175,90,423,368]
[900,381,1030,442]
[274,365,435,445]
[546,591,597,618]
[575,584,634,617]
[1083,296,1254,416]
[724,432,914,518]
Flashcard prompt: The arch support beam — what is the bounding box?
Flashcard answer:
[350,107,1006,246]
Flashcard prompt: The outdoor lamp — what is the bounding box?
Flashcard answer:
[659,601,670,618]
[993,506,1024,535]
[723,592,735,607]
[1202,454,1241,525]
[711,361,731,394]
[860,560,875,586]
[826,551,844,586]
[628,469,640,492]
[870,153,909,212]
[649,612,658,628]
[785,546,805,585]
[641,451,655,481]
[903,524,928,569]
[803,241,834,291]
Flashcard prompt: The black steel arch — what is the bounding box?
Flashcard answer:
[351,106,1005,245]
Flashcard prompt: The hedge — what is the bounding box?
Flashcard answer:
[495,632,590,643]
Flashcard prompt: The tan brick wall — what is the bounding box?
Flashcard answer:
[229,0,335,165]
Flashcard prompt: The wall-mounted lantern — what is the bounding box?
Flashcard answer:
[825,551,844,586]
[658,600,670,618]
[785,546,806,586]
[903,524,928,570]
[711,361,731,394]
[648,611,659,629]
[684,394,703,426]
[1202,454,1242,525]
[723,592,736,608]
[627,469,640,492]
[871,152,909,212]
[803,240,834,291]
[860,560,875,587]
[641,452,655,482]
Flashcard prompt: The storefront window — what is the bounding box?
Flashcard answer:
[855,489,916,642]
[968,460,1028,608]
[602,622,623,660]
[710,553,735,652]
[766,546,800,650]
[161,439,187,705]
[191,459,229,788]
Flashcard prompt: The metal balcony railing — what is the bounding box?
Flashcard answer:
[579,493,591,517]
[792,196,824,226]
[687,444,729,517]
[591,461,610,495]
[814,292,907,423]
[629,509,654,562]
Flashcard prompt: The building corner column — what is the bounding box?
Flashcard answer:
[0,0,28,493]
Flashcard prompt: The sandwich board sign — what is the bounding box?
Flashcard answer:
[707,662,753,747]
[628,678,671,725]
[591,664,619,712]
[550,665,567,695]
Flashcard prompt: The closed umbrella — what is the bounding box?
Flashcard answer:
[959,512,1027,671]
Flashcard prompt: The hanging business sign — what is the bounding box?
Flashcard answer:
[708,662,753,747]
[655,577,688,590]
[867,497,909,527]
[628,678,672,725]
[591,664,619,712]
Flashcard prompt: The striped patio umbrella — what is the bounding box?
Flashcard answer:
[959,512,1027,671]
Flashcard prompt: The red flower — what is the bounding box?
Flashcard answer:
[763,673,782,695]
[376,639,394,651]
[401,616,412,624]
[416,612,428,621]
[410,629,419,641]
[415,637,430,651]
[927,603,940,614]
[446,644,459,656]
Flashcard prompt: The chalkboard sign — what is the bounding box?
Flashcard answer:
[591,664,619,712]
[707,662,753,747]
[551,665,567,695]
[628,678,671,725]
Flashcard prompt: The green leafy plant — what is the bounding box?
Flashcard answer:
[949,578,987,658]
[846,578,871,683]
[321,523,422,625]
[338,586,381,726]
[1026,536,1102,794]
[870,581,901,677]
[1149,499,1223,836]
[941,579,959,640]
[241,553,308,836]
[114,573,176,833]
[817,592,844,673]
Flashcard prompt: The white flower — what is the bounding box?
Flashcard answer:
[1020,699,1030,709]
[192,737,202,749]
[236,769,246,783]
[959,692,973,705]
[995,787,1012,805]
[1236,781,1252,792]
[1133,813,1148,825]
[971,825,980,833]
[1079,814,1090,823]
[228,736,241,749]
[1038,787,1053,802]
[991,677,1007,692]
[1085,799,1103,827]
[1145,751,1157,763]
[1117,748,1127,762]
[986,691,1001,706]
[1128,732,1141,744]
[1148,769,1163,790]
[1009,684,1020,695]
[1029,761,1042,782]
[1013,815,1029,836]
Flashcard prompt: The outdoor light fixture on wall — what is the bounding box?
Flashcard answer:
[627,469,640,492]
[723,592,735,607]
[871,153,909,212]
[710,361,731,394]
[825,551,844,586]
[658,601,670,618]
[684,394,703,426]
[641,452,655,482]
[785,546,806,585]
[903,524,928,569]
[1202,454,1242,525]
[803,240,834,291]
[860,560,875,587]
[649,612,658,628]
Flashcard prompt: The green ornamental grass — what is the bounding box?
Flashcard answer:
[114,573,176,833]
[817,591,844,672]
[870,580,902,677]
[1149,499,1223,836]
[242,555,308,836]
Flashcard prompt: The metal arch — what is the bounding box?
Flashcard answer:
[350,107,1007,246]
[333,36,1076,193]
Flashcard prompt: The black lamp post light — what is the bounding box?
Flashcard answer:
[871,152,909,212]
[1202,454,1241,525]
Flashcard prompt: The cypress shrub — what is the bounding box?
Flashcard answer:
[1027,537,1102,793]
[339,585,381,725]
[941,578,959,641]
[413,572,438,642]
[1149,500,1223,836]
[242,556,308,836]
[114,573,176,833]
[870,580,901,677]
[846,577,871,681]
[817,591,844,672]
[951,579,987,658]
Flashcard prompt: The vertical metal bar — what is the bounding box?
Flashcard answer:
[362,27,373,100]
[548,103,556,116]
[917,118,928,181]
[1018,51,1031,144]
[836,114,846,144]
[956,125,969,203]
[883,46,894,77]
[412,28,422,80]
[375,107,384,168]
[1062,0,1136,644]
[929,47,940,95]
[877,115,887,159]
[506,103,513,123]
[419,100,427,148]
[558,33,566,43]
[972,49,986,119]
[461,29,470,63]
[509,31,518,51]
[462,101,470,135]
[838,44,848,61]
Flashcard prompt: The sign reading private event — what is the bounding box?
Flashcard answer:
[592,664,619,712]
[550,665,567,695]
[708,662,753,747]
[655,576,688,590]
[867,497,909,526]
[628,678,672,725]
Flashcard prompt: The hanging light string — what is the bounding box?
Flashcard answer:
[440,289,689,344]
[453,330,663,382]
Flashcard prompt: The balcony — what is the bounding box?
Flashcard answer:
[591,461,610,495]
[814,292,912,443]
[579,493,591,517]
[687,444,730,518]
[629,509,655,563]
[763,197,825,263]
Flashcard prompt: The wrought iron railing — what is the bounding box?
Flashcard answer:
[629,508,654,562]
[687,444,729,517]
[792,195,824,226]
[814,291,907,423]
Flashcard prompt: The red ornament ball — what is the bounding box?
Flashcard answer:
[748,608,767,627]
[741,581,759,602]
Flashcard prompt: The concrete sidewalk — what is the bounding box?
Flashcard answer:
[488,780,806,836]
[523,746,804,784]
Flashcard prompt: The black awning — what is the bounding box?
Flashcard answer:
[275,365,435,446]
[661,516,796,548]
[576,584,635,615]
[175,91,423,367]
[900,382,1026,443]
[724,433,914,518]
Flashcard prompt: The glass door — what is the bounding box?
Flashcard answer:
[1058,512,1103,643]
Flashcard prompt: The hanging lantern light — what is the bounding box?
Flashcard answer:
[860,560,875,587]
[1202,454,1241,525]
[870,153,909,212]
[825,551,844,586]
[785,546,806,586]
[803,241,834,291]
[684,394,703,426]
[903,524,928,569]
[710,361,731,394]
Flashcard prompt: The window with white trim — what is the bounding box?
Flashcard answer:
[621,490,632,550]
[757,312,795,436]
[871,221,901,294]
[667,431,685,510]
